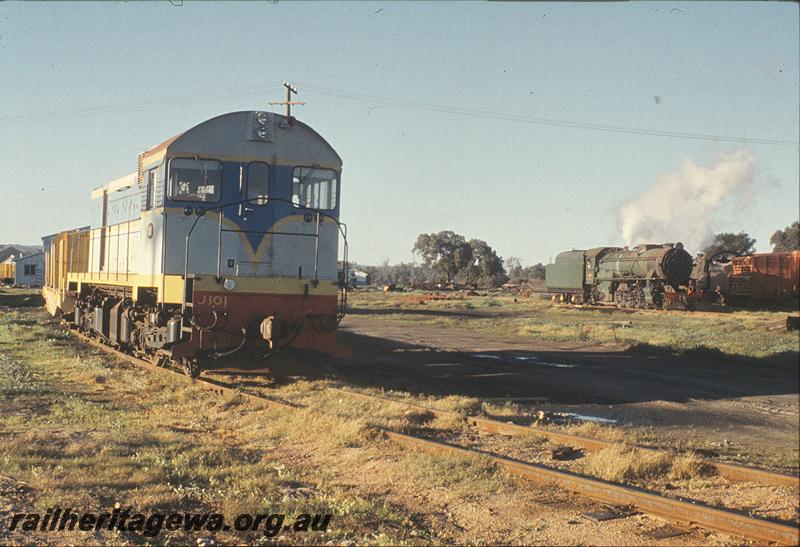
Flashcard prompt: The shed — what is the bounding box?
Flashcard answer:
[13,252,45,287]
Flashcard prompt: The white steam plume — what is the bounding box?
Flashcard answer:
[619,149,756,253]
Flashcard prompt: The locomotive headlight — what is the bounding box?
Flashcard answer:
[255,126,269,139]
[223,278,236,291]
[256,111,269,125]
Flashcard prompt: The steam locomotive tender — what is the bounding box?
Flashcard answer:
[545,243,694,309]
[43,110,349,376]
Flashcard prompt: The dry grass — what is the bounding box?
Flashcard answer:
[564,421,630,444]
[584,445,717,485]
[427,394,482,416]
[669,451,718,480]
[0,308,420,544]
[384,409,437,433]
[584,446,672,483]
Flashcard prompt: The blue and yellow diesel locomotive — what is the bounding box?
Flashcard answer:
[43,108,349,376]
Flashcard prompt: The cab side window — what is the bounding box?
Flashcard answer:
[145,168,158,210]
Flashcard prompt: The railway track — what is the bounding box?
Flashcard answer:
[71,330,799,545]
[322,387,798,488]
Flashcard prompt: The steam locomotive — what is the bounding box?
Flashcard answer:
[545,243,694,309]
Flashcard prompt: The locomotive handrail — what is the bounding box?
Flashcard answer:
[218,228,320,236]
[182,196,349,325]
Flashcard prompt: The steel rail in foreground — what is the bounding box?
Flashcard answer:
[383,431,799,546]
[327,387,798,488]
[71,331,799,545]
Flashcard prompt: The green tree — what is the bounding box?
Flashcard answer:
[506,257,525,283]
[413,231,473,283]
[506,258,545,283]
[527,263,546,280]
[769,221,800,252]
[704,232,756,257]
[458,239,507,287]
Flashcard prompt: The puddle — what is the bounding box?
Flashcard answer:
[538,362,578,368]
[473,354,577,368]
[463,372,524,378]
[562,413,617,424]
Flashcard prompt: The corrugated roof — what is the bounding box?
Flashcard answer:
[12,251,44,262]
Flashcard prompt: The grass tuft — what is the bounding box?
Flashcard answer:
[668,451,718,480]
[584,446,672,483]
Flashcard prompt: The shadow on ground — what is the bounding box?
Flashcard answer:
[206,329,799,409]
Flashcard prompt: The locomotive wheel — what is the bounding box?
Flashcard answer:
[182,358,201,378]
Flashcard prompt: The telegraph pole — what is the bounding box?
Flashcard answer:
[269,81,305,118]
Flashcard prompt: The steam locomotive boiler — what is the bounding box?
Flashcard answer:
[545,243,694,309]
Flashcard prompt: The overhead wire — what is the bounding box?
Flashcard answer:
[0,81,283,124]
[296,82,799,147]
[2,79,798,147]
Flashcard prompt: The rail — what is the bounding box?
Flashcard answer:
[69,331,800,545]
[326,387,799,487]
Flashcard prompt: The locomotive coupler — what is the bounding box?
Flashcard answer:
[260,315,289,349]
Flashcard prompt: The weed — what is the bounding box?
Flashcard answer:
[584,445,672,483]
[669,452,717,480]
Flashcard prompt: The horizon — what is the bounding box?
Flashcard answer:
[1,2,798,266]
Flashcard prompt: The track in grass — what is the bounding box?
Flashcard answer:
[71,330,799,545]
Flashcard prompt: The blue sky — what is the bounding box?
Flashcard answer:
[1,1,797,266]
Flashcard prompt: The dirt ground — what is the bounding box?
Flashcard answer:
[329,315,799,472]
[0,306,749,546]
[1,290,798,545]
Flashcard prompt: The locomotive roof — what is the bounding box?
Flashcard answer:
[91,172,137,200]
[139,111,342,169]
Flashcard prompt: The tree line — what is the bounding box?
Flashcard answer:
[703,221,799,256]
[353,231,547,289]
[353,221,800,289]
